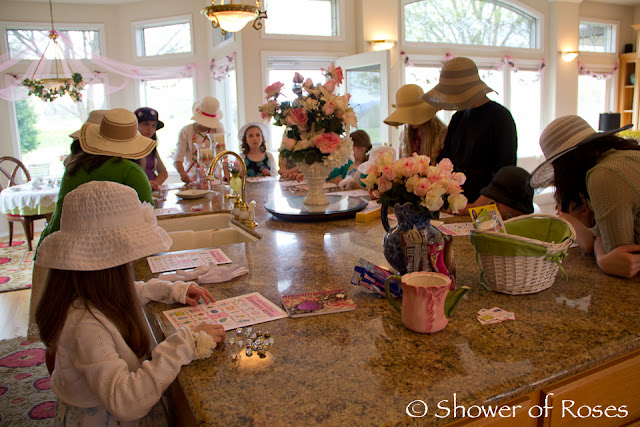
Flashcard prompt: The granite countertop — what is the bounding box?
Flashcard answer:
[137,181,640,425]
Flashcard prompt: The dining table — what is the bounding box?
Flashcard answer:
[0,180,60,216]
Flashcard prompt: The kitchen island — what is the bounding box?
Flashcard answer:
[137,180,640,426]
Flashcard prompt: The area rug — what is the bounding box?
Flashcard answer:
[0,337,55,425]
[0,239,34,293]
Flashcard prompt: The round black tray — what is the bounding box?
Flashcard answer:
[264,195,368,222]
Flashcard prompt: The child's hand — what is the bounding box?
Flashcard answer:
[185,284,215,306]
[262,168,271,176]
[179,172,192,183]
[192,323,226,343]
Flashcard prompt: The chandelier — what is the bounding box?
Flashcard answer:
[22,0,83,102]
[201,0,268,35]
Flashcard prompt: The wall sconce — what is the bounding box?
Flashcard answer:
[201,0,267,34]
[560,51,578,62]
[368,40,396,51]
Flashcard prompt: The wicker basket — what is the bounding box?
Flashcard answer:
[469,214,576,295]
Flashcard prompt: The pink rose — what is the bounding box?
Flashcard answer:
[452,172,466,185]
[413,178,432,197]
[288,108,308,129]
[264,82,284,98]
[304,78,314,88]
[293,72,304,84]
[322,101,335,116]
[380,164,395,182]
[377,176,392,193]
[393,158,417,178]
[315,132,341,153]
[283,137,296,151]
[324,79,336,93]
[438,158,454,173]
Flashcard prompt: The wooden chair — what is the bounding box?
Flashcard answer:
[0,156,52,251]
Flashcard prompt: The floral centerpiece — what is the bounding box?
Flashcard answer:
[259,64,357,205]
[23,72,84,103]
[362,152,468,218]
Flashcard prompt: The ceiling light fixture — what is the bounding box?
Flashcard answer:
[201,0,267,35]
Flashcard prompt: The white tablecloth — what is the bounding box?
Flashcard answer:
[0,182,60,214]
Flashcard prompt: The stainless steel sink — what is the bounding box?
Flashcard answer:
[157,213,260,252]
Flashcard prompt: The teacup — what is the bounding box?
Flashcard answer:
[385,272,469,334]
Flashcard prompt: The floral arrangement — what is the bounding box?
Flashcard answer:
[23,72,84,102]
[362,152,468,219]
[259,64,357,169]
[228,160,242,174]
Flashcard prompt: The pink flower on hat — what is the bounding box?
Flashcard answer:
[315,132,341,153]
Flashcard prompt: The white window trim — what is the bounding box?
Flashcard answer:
[131,14,194,60]
[577,62,617,112]
[136,68,197,109]
[1,20,107,59]
[400,0,543,52]
[260,0,345,42]
[578,17,619,54]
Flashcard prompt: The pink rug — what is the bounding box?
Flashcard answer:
[0,239,34,293]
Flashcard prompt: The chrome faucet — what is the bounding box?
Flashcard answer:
[207,150,257,227]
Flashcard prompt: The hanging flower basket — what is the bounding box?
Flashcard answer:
[22,72,84,102]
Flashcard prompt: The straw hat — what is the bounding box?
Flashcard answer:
[79,108,157,160]
[134,107,164,130]
[357,145,396,174]
[192,96,224,130]
[529,115,632,188]
[238,122,269,142]
[384,84,439,127]
[69,109,106,139]
[421,57,495,111]
[481,166,534,214]
[35,181,172,271]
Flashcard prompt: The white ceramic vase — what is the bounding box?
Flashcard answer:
[297,162,333,206]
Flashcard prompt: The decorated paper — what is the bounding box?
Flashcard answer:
[437,222,474,236]
[163,292,287,331]
[146,248,232,273]
[281,289,356,318]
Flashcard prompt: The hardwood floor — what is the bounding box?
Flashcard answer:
[0,231,33,341]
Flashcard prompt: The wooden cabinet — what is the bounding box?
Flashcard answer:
[618,52,638,130]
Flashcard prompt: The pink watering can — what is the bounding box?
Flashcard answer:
[384,272,470,334]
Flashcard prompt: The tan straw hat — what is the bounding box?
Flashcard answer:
[529,115,632,188]
[79,108,157,160]
[69,109,107,139]
[384,84,439,127]
[192,96,224,130]
[421,57,495,111]
[36,181,172,271]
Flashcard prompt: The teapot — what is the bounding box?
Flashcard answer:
[384,272,469,333]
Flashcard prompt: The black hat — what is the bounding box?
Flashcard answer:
[481,166,534,214]
[134,107,164,130]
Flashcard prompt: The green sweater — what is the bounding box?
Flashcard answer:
[36,158,153,252]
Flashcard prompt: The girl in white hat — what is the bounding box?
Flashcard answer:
[35,181,225,426]
[530,115,640,278]
[173,96,225,183]
[238,122,277,177]
[384,84,447,162]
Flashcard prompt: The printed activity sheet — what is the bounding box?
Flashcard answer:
[163,292,288,331]
[437,222,474,236]
[147,248,232,273]
[246,176,277,183]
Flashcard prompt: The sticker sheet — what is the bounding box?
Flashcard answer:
[163,292,288,331]
[147,248,232,273]
[437,222,474,236]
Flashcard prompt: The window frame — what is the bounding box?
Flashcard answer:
[1,20,106,60]
[260,0,345,42]
[131,14,194,60]
[577,61,617,112]
[578,18,618,54]
[400,0,543,52]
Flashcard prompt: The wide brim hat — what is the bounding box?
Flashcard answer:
[134,107,164,130]
[529,115,632,188]
[238,122,269,141]
[384,84,439,127]
[36,181,172,271]
[191,96,224,130]
[79,108,157,160]
[421,57,495,111]
[69,109,107,139]
[481,166,534,214]
[357,145,396,174]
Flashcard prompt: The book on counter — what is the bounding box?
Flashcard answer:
[281,289,356,318]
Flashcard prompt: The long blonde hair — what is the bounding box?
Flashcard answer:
[400,116,447,161]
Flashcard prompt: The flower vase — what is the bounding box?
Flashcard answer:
[297,162,333,206]
[381,202,433,275]
[229,172,242,197]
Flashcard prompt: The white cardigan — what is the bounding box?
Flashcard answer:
[51,279,195,424]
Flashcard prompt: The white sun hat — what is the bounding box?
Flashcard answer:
[69,109,107,139]
[192,96,224,130]
[357,145,396,174]
[529,115,632,188]
[79,108,157,160]
[238,122,270,142]
[36,181,172,271]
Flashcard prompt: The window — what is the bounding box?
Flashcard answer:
[403,0,538,49]
[346,66,382,144]
[134,16,193,57]
[139,77,196,172]
[578,75,609,130]
[214,70,239,153]
[263,0,339,37]
[13,81,107,178]
[404,59,542,159]
[6,28,101,59]
[579,21,616,53]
